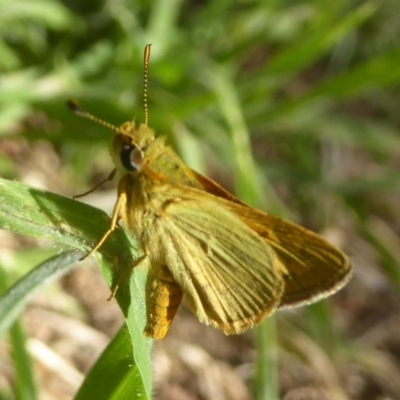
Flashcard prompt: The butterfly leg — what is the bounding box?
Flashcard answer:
[73,169,116,199]
[107,251,150,300]
[80,187,127,261]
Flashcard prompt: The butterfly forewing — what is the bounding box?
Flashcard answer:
[190,170,351,308]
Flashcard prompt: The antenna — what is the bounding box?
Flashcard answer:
[143,44,151,127]
[66,100,121,133]
[67,45,152,133]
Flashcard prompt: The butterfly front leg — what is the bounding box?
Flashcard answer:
[80,180,127,261]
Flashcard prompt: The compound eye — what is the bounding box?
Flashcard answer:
[120,144,144,172]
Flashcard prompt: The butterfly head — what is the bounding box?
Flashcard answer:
[111,121,156,174]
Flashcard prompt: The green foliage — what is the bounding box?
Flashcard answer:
[0,180,151,398]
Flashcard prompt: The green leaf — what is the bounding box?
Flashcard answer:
[0,251,83,339]
[10,321,37,400]
[0,178,152,398]
[75,326,147,400]
[0,267,36,400]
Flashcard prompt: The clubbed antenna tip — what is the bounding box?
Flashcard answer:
[66,100,86,116]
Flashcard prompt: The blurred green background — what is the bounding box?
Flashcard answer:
[1,0,400,399]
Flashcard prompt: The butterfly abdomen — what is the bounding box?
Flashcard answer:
[144,264,183,339]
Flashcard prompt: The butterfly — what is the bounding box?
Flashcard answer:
[68,45,351,339]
